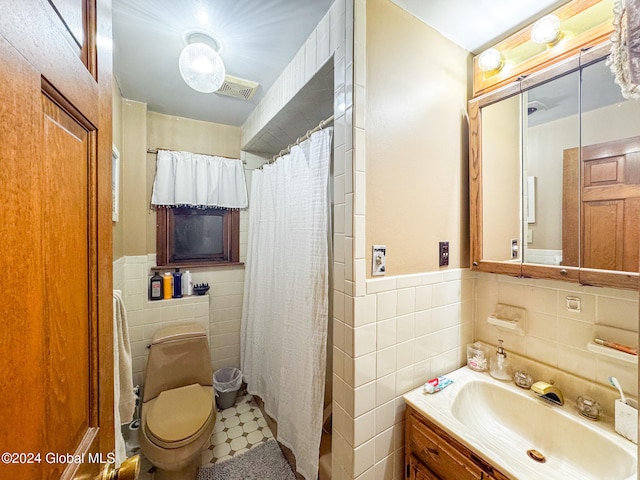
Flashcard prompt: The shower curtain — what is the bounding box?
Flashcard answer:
[241,127,333,480]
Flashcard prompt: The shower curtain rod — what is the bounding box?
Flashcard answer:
[146,147,246,164]
[268,114,334,164]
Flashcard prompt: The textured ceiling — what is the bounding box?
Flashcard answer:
[112,0,334,127]
[112,0,576,150]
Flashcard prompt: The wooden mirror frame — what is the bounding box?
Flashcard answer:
[470,42,640,290]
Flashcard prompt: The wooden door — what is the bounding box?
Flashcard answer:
[562,136,640,272]
[0,1,113,479]
[581,137,640,271]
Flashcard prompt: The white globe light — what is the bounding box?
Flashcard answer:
[179,42,226,93]
[478,48,502,72]
[531,15,561,45]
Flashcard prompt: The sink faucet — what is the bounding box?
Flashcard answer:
[532,381,564,406]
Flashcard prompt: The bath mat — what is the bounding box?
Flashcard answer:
[197,439,296,480]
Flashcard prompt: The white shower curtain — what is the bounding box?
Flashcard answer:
[241,127,332,480]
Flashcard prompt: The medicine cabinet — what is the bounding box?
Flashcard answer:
[469,40,640,290]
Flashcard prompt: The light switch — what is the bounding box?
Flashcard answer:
[372,245,386,276]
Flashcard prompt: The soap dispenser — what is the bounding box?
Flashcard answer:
[490,340,512,381]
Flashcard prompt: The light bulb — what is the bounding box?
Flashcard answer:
[478,48,503,73]
[531,15,562,45]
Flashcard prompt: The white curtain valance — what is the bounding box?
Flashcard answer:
[151,149,248,209]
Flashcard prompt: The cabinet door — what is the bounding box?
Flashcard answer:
[408,454,440,480]
[407,411,484,480]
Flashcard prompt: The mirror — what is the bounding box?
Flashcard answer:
[523,70,580,269]
[481,94,521,263]
[471,45,640,289]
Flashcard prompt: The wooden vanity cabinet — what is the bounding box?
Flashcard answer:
[405,406,509,480]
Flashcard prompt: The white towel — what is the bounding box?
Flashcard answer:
[610,0,640,99]
[113,290,135,422]
[113,293,126,467]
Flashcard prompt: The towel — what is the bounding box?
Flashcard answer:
[113,292,126,467]
[113,290,135,422]
[610,0,640,99]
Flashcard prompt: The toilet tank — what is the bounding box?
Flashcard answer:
[143,323,213,402]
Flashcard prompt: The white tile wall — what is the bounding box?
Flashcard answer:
[474,272,639,398]
[118,255,210,387]
[335,269,474,479]
[114,254,249,388]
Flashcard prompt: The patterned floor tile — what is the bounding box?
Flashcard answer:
[205,392,273,465]
[126,390,275,477]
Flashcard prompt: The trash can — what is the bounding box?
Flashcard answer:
[213,367,242,409]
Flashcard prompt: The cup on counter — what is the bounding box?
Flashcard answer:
[467,342,490,372]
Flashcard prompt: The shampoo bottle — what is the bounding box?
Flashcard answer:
[163,272,172,300]
[172,269,182,298]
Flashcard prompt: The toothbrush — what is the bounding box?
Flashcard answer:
[609,376,627,405]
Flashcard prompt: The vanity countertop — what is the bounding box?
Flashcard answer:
[404,366,637,480]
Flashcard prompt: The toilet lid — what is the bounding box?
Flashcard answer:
[146,383,213,443]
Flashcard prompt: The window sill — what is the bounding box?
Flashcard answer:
[153,261,245,270]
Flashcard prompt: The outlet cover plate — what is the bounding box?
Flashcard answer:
[372,245,386,276]
[439,241,449,267]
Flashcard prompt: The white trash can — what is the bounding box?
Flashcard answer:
[213,367,242,409]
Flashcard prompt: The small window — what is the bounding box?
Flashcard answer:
[156,207,240,267]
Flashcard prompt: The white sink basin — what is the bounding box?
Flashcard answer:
[452,379,636,479]
[404,367,637,480]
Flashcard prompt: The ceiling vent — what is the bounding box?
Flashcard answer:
[216,75,260,101]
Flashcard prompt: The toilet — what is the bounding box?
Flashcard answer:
[139,324,215,480]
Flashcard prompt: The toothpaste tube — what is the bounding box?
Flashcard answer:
[423,376,453,394]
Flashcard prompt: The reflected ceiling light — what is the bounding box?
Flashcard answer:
[179,32,225,93]
[477,48,503,73]
[531,15,562,45]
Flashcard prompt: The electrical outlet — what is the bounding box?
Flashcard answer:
[372,245,386,276]
[439,241,449,267]
[511,239,519,259]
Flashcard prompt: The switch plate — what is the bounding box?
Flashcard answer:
[439,241,449,267]
[372,245,386,276]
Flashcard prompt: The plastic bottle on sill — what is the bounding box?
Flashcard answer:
[172,269,182,298]
[162,272,172,300]
[183,270,193,296]
[149,272,163,301]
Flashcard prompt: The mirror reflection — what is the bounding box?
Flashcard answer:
[579,59,640,273]
[479,53,640,284]
[481,95,521,263]
[524,70,580,267]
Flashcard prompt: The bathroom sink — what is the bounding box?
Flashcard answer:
[451,380,636,480]
[404,367,637,480]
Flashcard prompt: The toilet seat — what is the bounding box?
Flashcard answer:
[145,383,213,449]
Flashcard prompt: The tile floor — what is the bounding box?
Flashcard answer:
[133,390,275,479]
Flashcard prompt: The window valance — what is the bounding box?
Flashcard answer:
[151,149,248,209]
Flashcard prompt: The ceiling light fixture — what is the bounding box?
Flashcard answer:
[477,48,503,73]
[179,32,225,93]
[531,15,562,45]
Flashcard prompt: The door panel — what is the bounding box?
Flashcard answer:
[563,137,640,274]
[42,92,94,473]
[0,1,113,479]
[0,34,46,480]
[581,137,640,272]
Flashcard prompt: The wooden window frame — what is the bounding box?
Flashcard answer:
[156,206,241,267]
